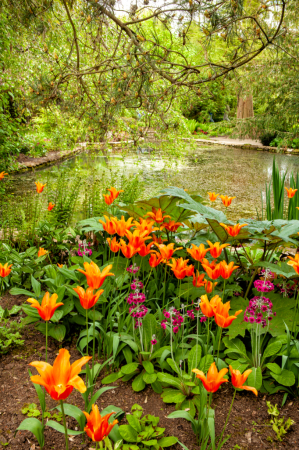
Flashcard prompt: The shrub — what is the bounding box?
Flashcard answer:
[260,131,277,146]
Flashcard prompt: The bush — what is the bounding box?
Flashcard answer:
[260,131,277,146]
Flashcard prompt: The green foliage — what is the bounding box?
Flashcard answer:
[267,401,295,441]
[118,404,178,449]
[0,318,24,354]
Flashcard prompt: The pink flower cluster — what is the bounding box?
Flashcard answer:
[131,280,143,290]
[254,279,274,293]
[161,308,184,334]
[77,241,92,256]
[127,263,140,274]
[244,296,276,328]
[127,291,146,306]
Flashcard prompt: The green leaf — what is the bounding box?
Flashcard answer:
[132,372,146,392]
[271,369,295,387]
[31,276,41,297]
[142,314,157,351]
[142,440,158,446]
[167,410,196,427]
[223,337,247,356]
[263,341,282,360]
[126,414,141,432]
[102,372,122,384]
[162,392,186,404]
[266,363,281,374]
[121,363,140,375]
[46,420,83,435]
[22,303,41,319]
[10,287,34,296]
[157,372,181,388]
[198,355,214,373]
[16,418,44,447]
[247,367,262,390]
[55,404,85,431]
[143,373,157,384]
[49,324,66,342]
[142,360,154,374]
[119,425,138,443]
[151,380,163,394]
[188,344,202,372]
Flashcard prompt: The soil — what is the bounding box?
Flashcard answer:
[1,293,299,450]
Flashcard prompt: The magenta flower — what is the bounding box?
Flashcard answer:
[254,279,274,293]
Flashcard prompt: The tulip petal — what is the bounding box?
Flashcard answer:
[242,385,258,396]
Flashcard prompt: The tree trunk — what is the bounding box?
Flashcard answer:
[237,95,254,118]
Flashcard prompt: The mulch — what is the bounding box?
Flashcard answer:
[1,293,299,450]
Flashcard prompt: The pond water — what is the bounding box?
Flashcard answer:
[8,143,299,220]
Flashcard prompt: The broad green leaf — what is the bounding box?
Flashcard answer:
[118,425,138,443]
[121,363,140,375]
[247,367,262,390]
[142,360,155,374]
[126,414,141,433]
[143,373,157,384]
[157,372,182,389]
[46,420,83,435]
[16,418,44,447]
[263,341,282,360]
[102,372,122,384]
[132,372,146,392]
[188,344,202,372]
[271,369,295,387]
[56,404,86,430]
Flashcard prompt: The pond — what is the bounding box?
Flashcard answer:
[8,143,299,220]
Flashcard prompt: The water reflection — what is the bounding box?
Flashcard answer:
[8,144,299,220]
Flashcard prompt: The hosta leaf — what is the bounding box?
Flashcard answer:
[271,369,295,387]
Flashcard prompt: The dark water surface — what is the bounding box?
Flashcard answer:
[8,144,299,220]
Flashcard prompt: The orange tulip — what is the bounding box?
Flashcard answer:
[229,366,258,396]
[208,192,219,202]
[219,261,239,279]
[83,405,118,442]
[167,257,193,279]
[57,263,64,268]
[287,254,299,275]
[27,292,64,321]
[0,263,12,278]
[38,247,48,257]
[30,348,91,401]
[103,187,123,205]
[214,301,242,328]
[125,229,151,249]
[220,223,248,237]
[119,241,138,258]
[163,220,182,232]
[219,195,236,207]
[107,237,120,253]
[205,280,218,293]
[77,262,114,289]
[193,362,228,393]
[186,263,195,277]
[201,258,221,280]
[35,181,46,193]
[99,215,117,235]
[207,241,230,258]
[48,202,55,211]
[133,218,158,235]
[285,187,297,199]
[111,216,134,236]
[146,207,171,223]
[155,243,182,261]
[187,243,210,261]
[149,252,163,267]
[73,286,104,309]
[199,294,222,318]
[0,171,8,180]
[192,271,206,287]
[138,241,154,257]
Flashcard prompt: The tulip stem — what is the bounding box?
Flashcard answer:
[206,317,210,355]
[92,305,96,381]
[144,268,153,290]
[60,400,69,450]
[216,327,222,368]
[244,267,258,300]
[86,309,89,357]
[216,390,236,449]
[222,279,226,302]
[163,264,167,309]
[45,321,48,363]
